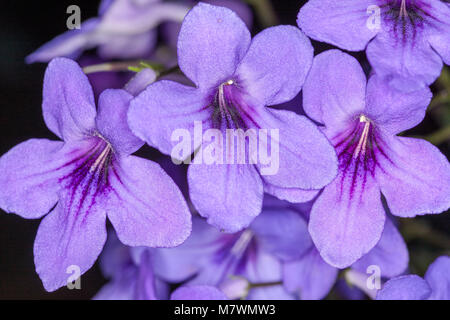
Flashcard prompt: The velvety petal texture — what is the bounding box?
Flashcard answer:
[352,218,408,278]
[302,50,366,129]
[188,161,263,233]
[236,25,313,106]
[34,194,108,291]
[298,0,378,51]
[128,80,209,158]
[42,58,97,141]
[106,155,192,247]
[283,249,338,300]
[365,75,432,135]
[309,173,385,268]
[177,3,251,90]
[366,31,443,91]
[0,139,64,218]
[376,137,450,218]
[424,256,450,300]
[96,89,144,155]
[377,275,432,300]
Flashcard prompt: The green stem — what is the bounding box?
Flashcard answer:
[82,60,165,75]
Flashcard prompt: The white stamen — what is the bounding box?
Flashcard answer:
[353,115,371,158]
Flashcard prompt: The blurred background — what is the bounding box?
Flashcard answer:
[0,0,449,299]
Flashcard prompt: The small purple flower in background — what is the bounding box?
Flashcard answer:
[0,58,191,291]
[151,200,321,300]
[128,3,338,233]
[301,49,450,268]
[170,286,228,300]
[298,0,450,91]
[280,200,409,300]
[377,255,450,300]
[26,0,190,63]
[94,232,169,300]
[95,232,228,300]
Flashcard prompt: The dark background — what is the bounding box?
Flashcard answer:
[0,0,448,299]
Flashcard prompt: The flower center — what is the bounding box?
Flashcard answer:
[59,135,114,197]
[330,114,392,197]
[210,79,253,130]
[380,0,431,42]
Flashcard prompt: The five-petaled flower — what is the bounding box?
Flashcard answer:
[0,58,191,291]
[301,49,450,268]
[128,3,338,233]
[298,0,450,91]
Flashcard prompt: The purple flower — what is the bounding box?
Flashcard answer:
[128,3,338,232]
[171,286,228,300]
[377,255,450,300]
[151,200,323,300]
[94,232,169,300]
[281,200,409,300]
[95,232,227,300]
[26,0,190,63]
[298,0,450,90]
[301,49,450,268]
[0,58,191,291]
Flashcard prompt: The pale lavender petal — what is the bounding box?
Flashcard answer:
[367,31,443,91]
[106,155,192,247]
[422,0,450,65]
[43,58,97,142]
[425,256,450,300]
[97,31,157,59]
[365,75,432,135]
[263,182,319,204]
[177,3,251,89]
[98,0,188,34]
[377,275,432,300]
[376,137,450,217]
[152,218,222,283]
[309,172,385,268]
[33,193,107,292]
[298,0,378,51]
[188,160,263,233]
[250,207,313,261]
[26,19,99,63]
[352,218,409,278]
[256,108,338,190]
[171,285,228,300]
[283,249,338,300]
[124,68,157,96]
[0,139,64,218]
[128,80,209,159]
[302,50,366,129]
[96,89,144,155]
[235,25,313,106]
[99,231,132,278]
[245,251,293,300]
[94,266,139,300]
